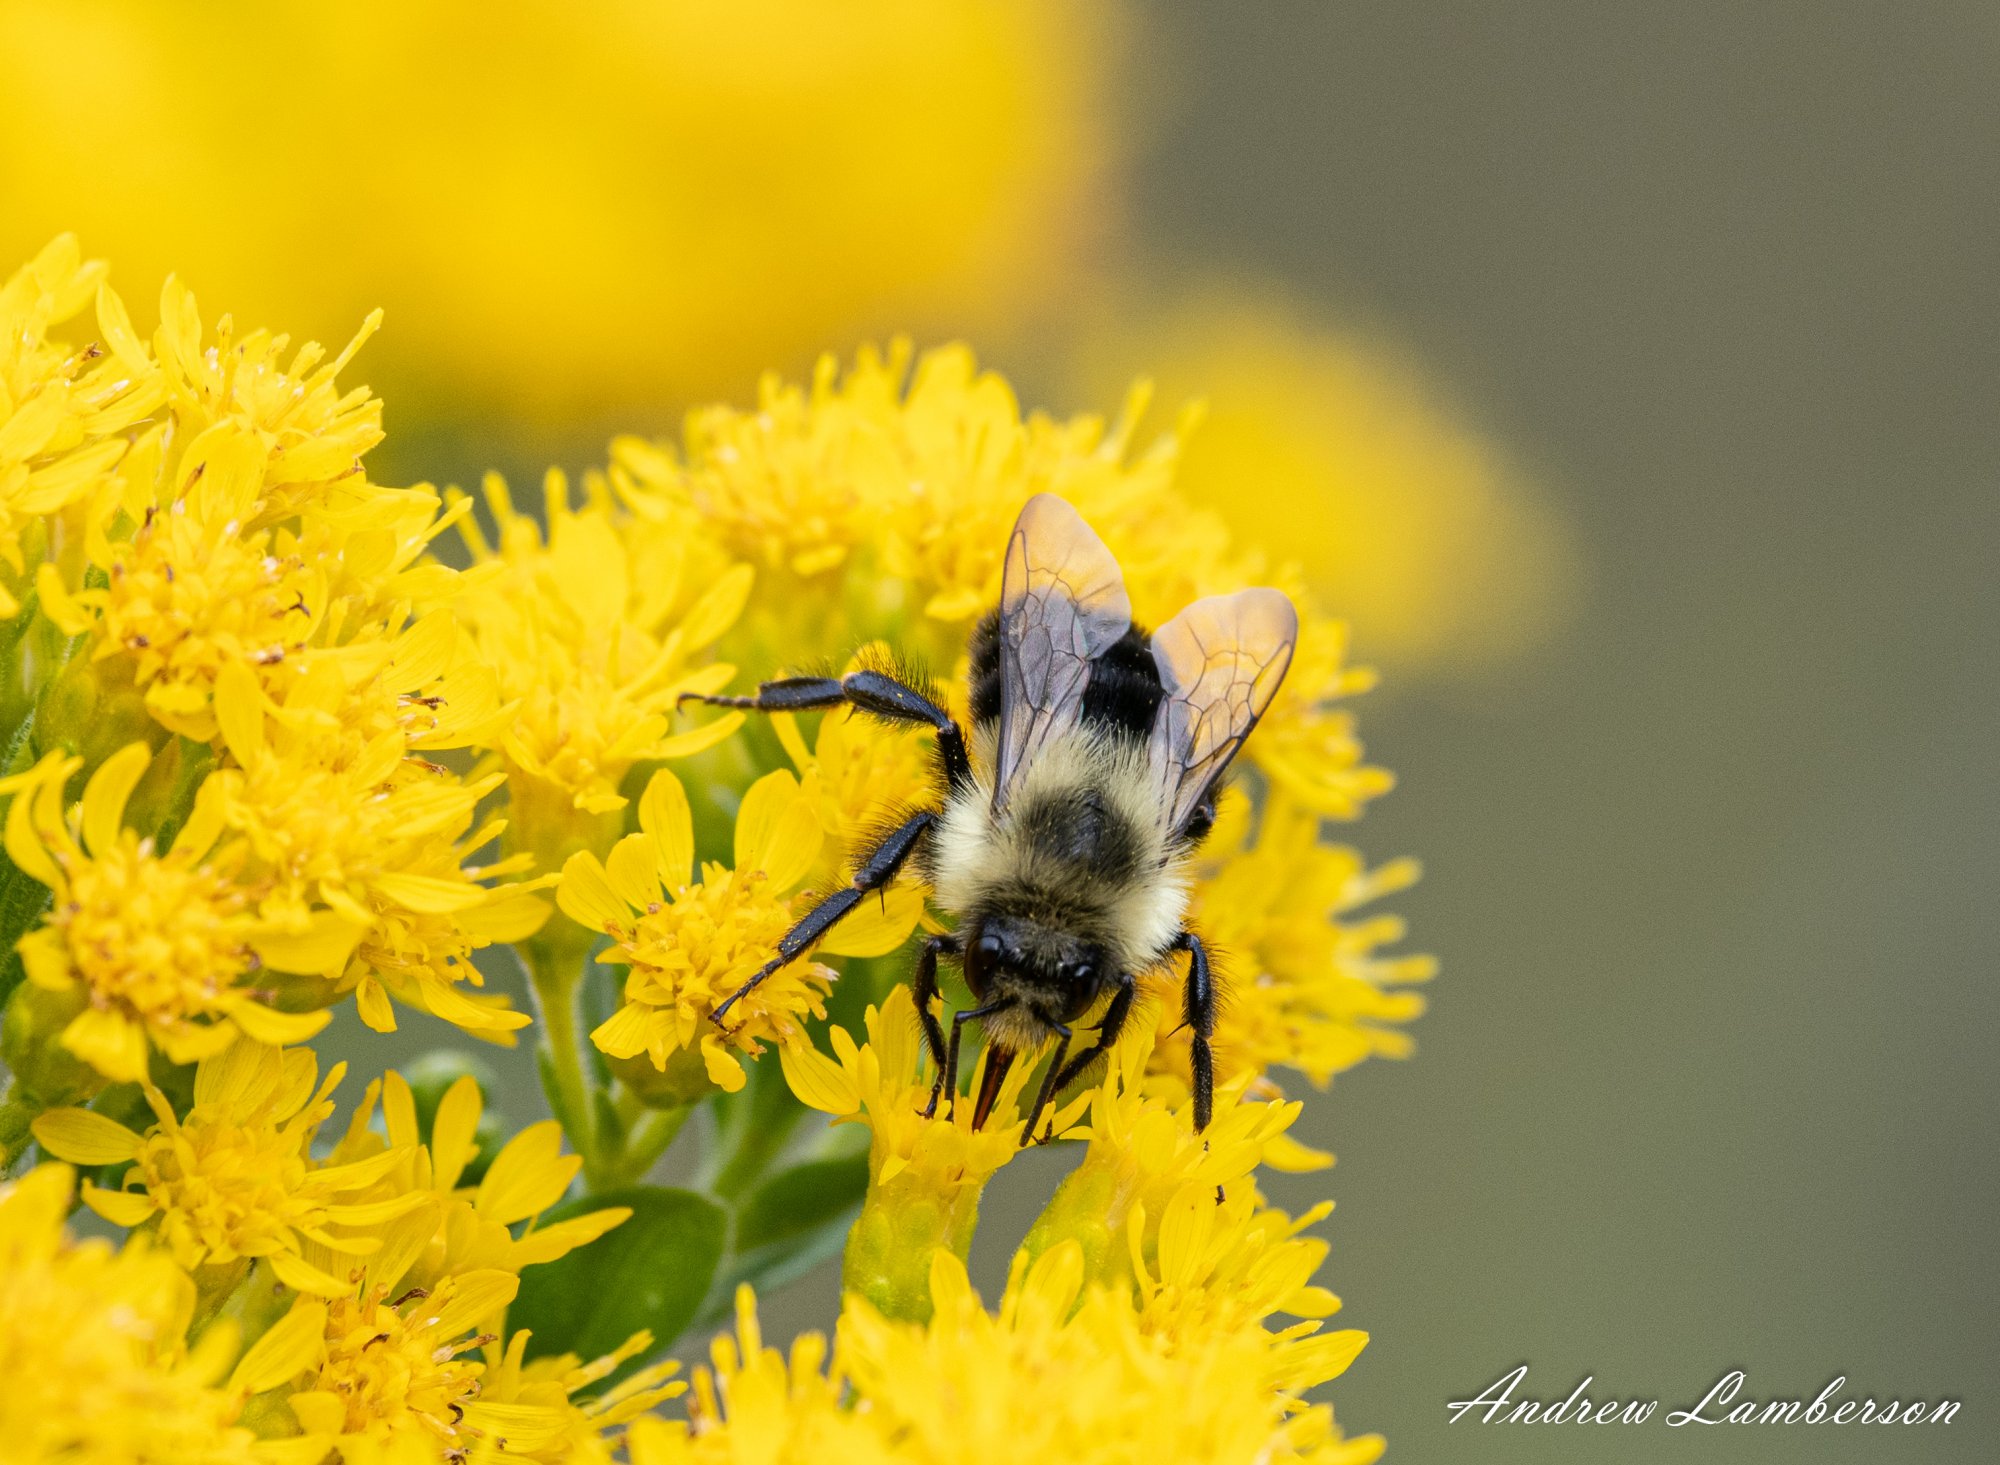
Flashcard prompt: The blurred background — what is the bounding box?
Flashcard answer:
[6,2,1994,1459]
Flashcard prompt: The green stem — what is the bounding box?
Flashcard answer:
[594,1103,692,1191]
[525,934,596,1174]
[0,1081,38,1177]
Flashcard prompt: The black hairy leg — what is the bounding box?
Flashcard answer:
[912,931,963,1117]
[1019,1021,1074,1147]
[1175,929,1216,1133]
[710,809,935,1030]
[682,669,972,793]
[943,997,1010,1121]
[1042,970,1137,1103]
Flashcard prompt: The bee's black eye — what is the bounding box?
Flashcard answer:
[976,933,1004,961]
[1062,959,1098,988]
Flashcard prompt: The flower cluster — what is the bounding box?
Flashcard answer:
[0,239,1431,1464]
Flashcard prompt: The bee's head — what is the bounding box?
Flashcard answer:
[963,912,1108,1023]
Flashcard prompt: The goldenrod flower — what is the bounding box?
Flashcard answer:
[629,1289,876,1465]
[561,767,921,1098]
[0,236,161,618]
[207,670,541,1039]
[1149,791,1434,1096]
[0,1164,258,1464]
[30,1042,425,1298]
[329,1068,630,1287]
[637,1251,1383,1465]
[281,1268,521,1450]
[475,1328,686,1463]
[781,984,1091,1320]
[27,272,460,747]
[2,746,341,1084]
[450,469,748,869]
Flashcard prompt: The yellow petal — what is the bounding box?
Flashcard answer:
[430,1075,483,1193]
[603,834,663,912]
[229,1298,327,1393]
[818,884,924,958]
[224,1001,332,1047]
[385,611,458,694]
[78,743,150,859]
[354,976,397,1032]
[381,1070,421,1149]
[506,1207,631,1267]
[79,1182,157,1228]
[267,1247,353,1297]
[456,890,550,943]
[636,768,694,886]
[168,775,229,861]
[430,1268,521,1340]
[372,871,489,914]
[557,851,629,933]
[3,758,69,890]
[248,912,365,977]
[17,929,73,992]
[734,769,822,889]
[1261,1131,1336,1173]
[590,1003,654,1060]
[702,1038,748,1093]
[651,711,744,760]
[287,1391,347,1436]
[59,1007,149,1084]
[212,662,266,768]
[678,563,754,650]
[31,1107,143,1165]
[475,1120,580,1224]
[779,1041,856,1116]
[33,562,91,636]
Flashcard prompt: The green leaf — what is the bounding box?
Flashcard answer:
[734,1155,869,1253]
[510,1184,726,1364]
[700,1154,868,1325]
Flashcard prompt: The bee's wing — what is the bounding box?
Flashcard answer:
[993,494,1133,810]
[1147,588,1299,837]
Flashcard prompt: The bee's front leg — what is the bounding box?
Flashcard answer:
[913,932,962,1116]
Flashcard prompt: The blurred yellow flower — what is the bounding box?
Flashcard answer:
[1,746,343,1084]
[1150,791,1435,1096]
[0,1164,257,1465]
[1075,284,1578,675]
[0,2,1124,420]
[561,767,921,1098]
[31,1041,422,1297]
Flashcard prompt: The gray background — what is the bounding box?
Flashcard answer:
[1101,4,1996,1462]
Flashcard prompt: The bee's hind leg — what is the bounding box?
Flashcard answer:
[1173,930,1216,1134]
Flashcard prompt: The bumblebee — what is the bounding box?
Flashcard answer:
[691,495,1296,1139]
